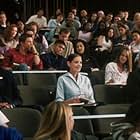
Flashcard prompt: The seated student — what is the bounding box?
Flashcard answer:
[41,40,67,70]
[105,47,132,85]
[111,101,140,140]
[24,22,49,55]
[74,39,99,72]
[34,101,97,140]
[130,30,140,55]
[0,24,19,54]
[34,101,74,140]
[56,53,95,104]
[48,28,74,58]
[0,54,23,108]
[2,34,43,70]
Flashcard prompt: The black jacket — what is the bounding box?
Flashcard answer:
[125,68,140,103]
[0,68,23,106]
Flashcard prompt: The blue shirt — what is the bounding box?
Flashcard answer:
[41,52,67,70]
[0,126,23,140]
[56,72,95,103]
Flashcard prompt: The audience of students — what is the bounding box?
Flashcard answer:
[24,21,49,55]
[1,8,140,140]
[0,9,139,73]
[26,9,47,29]
[2,34,43,70]
[48,27,74,58]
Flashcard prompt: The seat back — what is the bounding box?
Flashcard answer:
[89,70,105,86]
[72,107,94,135]
[94,84,126,104]
[13,73,23,85]
[2,108,42,137]
[92,104,130,137]
[18,86,56,106]
[26,73,57,87]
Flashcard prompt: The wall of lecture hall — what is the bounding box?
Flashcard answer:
[0,0,140,23]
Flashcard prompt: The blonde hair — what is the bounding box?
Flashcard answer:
[34,101,72,140]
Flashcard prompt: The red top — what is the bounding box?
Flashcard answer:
[2,48,43,70]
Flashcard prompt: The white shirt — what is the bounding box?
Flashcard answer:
[97,35,112,52]
[0,111,9,126]
[131,42,140,53]
[105,62,128,85]
[26,15,47,28]
[78,31,92,43]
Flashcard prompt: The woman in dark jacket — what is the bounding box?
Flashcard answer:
[74,39,99,72]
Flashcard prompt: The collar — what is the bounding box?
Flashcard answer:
[66,72,81,83]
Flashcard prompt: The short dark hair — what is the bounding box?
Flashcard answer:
[19,34,32,43]
[118,23,129,31]
[56,13,63,17]
[59,27,70,34]
[67,53,81,62]
[131,30,140,35]
[54,40,66,47]
[24,22,39,33]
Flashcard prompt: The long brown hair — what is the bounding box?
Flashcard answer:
[115,46,132,72]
